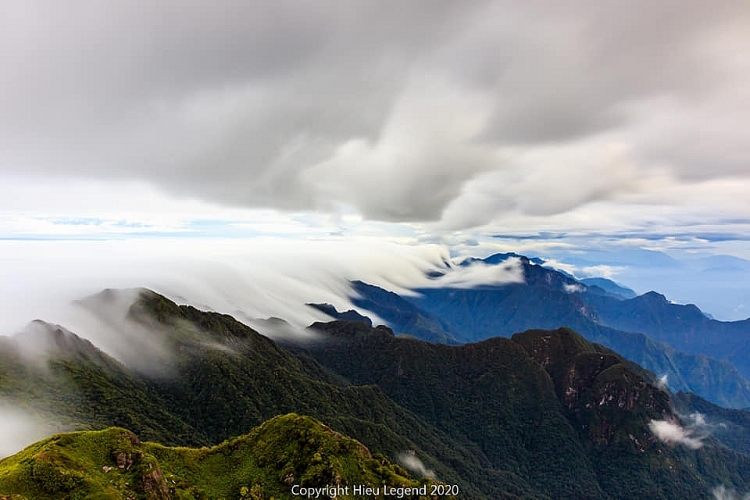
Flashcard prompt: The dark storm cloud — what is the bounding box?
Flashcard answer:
[1,1,748,224]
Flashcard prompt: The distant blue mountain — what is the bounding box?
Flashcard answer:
[694,254,750,273]
[541,249,750,321]
[460,252,545,266]
[582,290,750,377]
[348,281,459,344]
[343,253,750,408]
[580,277,637,299]
[554,248,684,269]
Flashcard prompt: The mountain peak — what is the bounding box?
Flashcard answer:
[580,277,637,299]
[640,291,668,302]
[473,252,545,266]
[309,319,395,339]
[0,414,437,500]
[12,320,107,365]
[307,303,373,326]
[512,327,674,448]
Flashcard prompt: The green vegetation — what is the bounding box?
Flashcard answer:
[0,292,492,497]
[673,391,750,455]
[0,414,443,500]
[3,289,750,499]
[302,322,750,499]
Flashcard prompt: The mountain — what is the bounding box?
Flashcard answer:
[460,252,545,267]
[0,290,524,498]
[0,413,443,500]
[306,303,373,326]
[673,392,750,456]
[0,320,200,445]
[580,277,637,299]
[348,281,459,344]
[339,254,750,408]
[581,290,750,378]
[3,289,750,498]
[295,321,750,499]
[294,321,604,499]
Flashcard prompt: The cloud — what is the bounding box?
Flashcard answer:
[1,1,749,230]
[533,259,579,278]
[299,77,499,221]
[648,419,704,449]
[563,283,584,294]
[0,404,63,459]
[0,238,491,349]
[420,258,524,289]
[397,451,435,479]
[578,265,623,280]
[71,289,181,377]
[689,412,707,427]
[712,485,750,500]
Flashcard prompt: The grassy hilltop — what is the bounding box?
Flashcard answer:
[0,413,442,500]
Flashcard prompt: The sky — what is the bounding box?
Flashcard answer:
[1,1,750,321]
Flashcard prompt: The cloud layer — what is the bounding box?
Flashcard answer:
[0,238,523,345]
[2,1,749,231]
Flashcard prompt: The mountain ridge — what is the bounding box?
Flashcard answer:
[0,413,444,500]
[339,253,750,408]
[296,320,750,499]
[3,288,750,498]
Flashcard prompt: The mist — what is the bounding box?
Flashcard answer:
[712,485,750,500]
[0,238,523,364]
[396,451,435,479]
[0,237,525,457]
[648,419,705,449]
[0,404,65,459]
[420,258,524,289]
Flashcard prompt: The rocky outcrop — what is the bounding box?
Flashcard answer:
[114,451,135,470]
[513,327,674,447]
[140,463,170,500]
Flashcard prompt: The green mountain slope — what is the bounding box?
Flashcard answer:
[297,321,750,499]
[673,391,750,455]
[0,413,443,500]
[0,321,200,445]
[3,289,750,499]
[295,321,603,499]
[0,290,519,498]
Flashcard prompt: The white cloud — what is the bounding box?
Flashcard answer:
[563,283,584,294]
[687,412,707,426]
[712,485,750,500]
[534,259,579,278]
[0,238,495,345]
[397,452,435,479]
[578,265,623,280]
[648,419,704,449]
[419,259,524,289]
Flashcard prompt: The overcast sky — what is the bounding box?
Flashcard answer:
[1,1,750,318]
